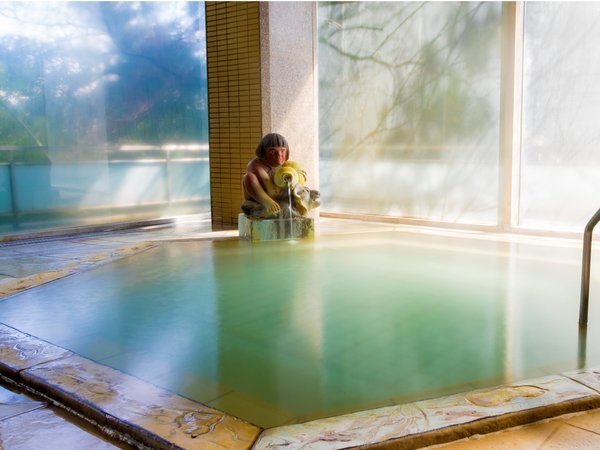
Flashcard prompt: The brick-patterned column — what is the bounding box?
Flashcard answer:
[206,2,262,230]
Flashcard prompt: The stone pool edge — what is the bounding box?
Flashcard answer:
[3,229,600,449]
[254,373,600,450]
[4,321,600,450]
[0,323,261,450]
[0,241,158,299]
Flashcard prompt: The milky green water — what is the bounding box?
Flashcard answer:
[1,231,600,427]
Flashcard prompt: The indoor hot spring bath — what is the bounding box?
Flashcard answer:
[3,224,600,449]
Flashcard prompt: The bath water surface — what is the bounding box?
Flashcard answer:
[1,231,599,427]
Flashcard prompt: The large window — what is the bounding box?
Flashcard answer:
[318,2,502,224]
[318,2,600,234]
[520,2,600,232]
[5,2,600,236]
[0,2,209,235]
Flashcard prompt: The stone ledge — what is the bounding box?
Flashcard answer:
[365,397,600,450]
[0,324,261,450]
[5,319,600,450]
[252,374,600,450]
[238,214,314,242]
[20,354,261,450]
[0,324,73,377]
[0,242,156,299]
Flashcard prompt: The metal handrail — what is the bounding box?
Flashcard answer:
[579,207,600,325]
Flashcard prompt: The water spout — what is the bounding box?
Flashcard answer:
[286,180,294,241]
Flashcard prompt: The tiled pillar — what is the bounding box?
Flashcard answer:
[205,1,318,230]
[205,2,262,230]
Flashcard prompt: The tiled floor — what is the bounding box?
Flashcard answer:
[0,383,131,449]
[429,409,600,449]
[2,216,600,449]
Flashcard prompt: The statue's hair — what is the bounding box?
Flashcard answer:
[256,133,289,160]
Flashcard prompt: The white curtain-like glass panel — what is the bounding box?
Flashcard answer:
[520,3,600,232]
[0,2,209,236]
[318,2,502,224]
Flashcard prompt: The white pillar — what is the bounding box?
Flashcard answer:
[260,2,319,191]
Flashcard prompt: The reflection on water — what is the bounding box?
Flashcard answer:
[1,231,599,427]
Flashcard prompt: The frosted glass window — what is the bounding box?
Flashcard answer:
[318,2,502,224]
[520,3,600,232]
[0,2,208,236]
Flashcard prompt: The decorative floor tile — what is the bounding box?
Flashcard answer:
[253,403,426,450]
[417,375,598,431]
[560,410,600,440]
[0,402,46,421]
[539,422,600,449]
[0,407,120,449]
[565,366,600,393]
[0,264,79,298]
[21,354,261,450]
[0,255,68,278]
[430,419,561,449]
[4,240,99,257]
[0,385,31,403]
[0,324,72,376]
[252,376,600,450]
[0,242,156,298]
[0,385,47,421]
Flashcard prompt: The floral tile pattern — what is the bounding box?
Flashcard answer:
[0,324,73,376]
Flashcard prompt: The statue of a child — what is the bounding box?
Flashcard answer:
[241,133,319,219]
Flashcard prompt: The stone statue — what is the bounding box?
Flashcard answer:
[241,133,319,219]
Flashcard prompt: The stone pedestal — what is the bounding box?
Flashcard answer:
[238,214,314,242]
